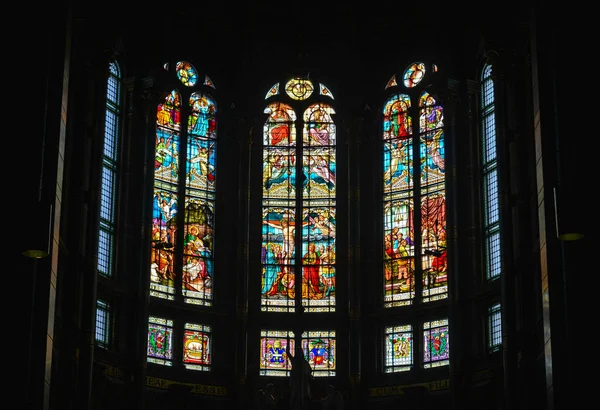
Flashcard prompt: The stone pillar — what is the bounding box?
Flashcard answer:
[529,6,580,409]
[127,82,161,409]
[440,79,462,410]
[235,115,252,409]
[488,55,519,410]
[73,50,114,410]
[20,3,72,409]
[347,109,365,410]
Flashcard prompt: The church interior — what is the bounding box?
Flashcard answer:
[18,1,583,409]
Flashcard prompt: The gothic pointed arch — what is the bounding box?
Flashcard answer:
[381,61,449,373]
[147,60,218,370]
[257,75,341,379]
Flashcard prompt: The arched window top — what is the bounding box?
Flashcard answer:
[188,92,217,138]
[190,92,217,109]
[163,61,216,89]
[419,91,437,107]
[419,91,444,131]
[260,75,338,313]
[381,63,447,307]
[109,60,121,77]
[150,59,220,306]
[176,61,199,87]
[107,61,122,109]
[157,89,183,130]
[385,61,438,93]
[264,102,297,121]
[383,94,411,114]
[382,94,412,139]
[266,80,334,100]
[482,63,493,81]
[263,102,296,146]
[304,103,336,146]
[303,103,336,122]
[285,78,314,100]
[403,62,426,88]
[481,64,495,109]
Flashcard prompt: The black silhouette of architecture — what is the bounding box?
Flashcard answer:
[19,2,584,410]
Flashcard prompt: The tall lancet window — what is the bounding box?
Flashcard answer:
[98,60,122,278]
[480,63,501,281]
[382,62,447,307]
[261,77,337,314]
[150,61,218,306]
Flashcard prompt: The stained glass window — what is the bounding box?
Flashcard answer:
[95,299,111,349]
[382,93,415,307]
[150,62,218,306]
[265,83,280,99]
[423,318,449,368]
[261,78,337,313]
[403,62,426,88]
[98,60,121,278]
[259,330,295,377]
[176,61,198,87]
[204,75,215,89]
[285,78,314,100]
[319,83,334,99]
[419,92,447,302]
[384,325,413,373]
[183,323,212,371]
[147,316,174,366]
[488,303,502,352]
[382,62,447,307]
[302,330,336,377]
[481,64,501,281]
[385,75,398,90]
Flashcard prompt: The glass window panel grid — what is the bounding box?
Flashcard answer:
[147,316,174,366]
[383,137,414,193]
[104,110,119,161]
[483,169,499,226]
[98,60,121,279]
[420,191,448,303]
[302,330,336,377]
[485,232,501,280]
[301,205,337,312]
[183,323,212,371]
[302,147,337,199]
[262,146,297,200]
[383,198,416,307]
[107,61,121,107]
[481,65,494,109]
[259,329,295,376]
[99,167,116,223]
[480,64,502,283]
[260,90,337,314]
[488,303,502,352]
[185,135,217,193]
[384,325,413,373]
[150,76,219,306]
[95,299,111,348]
[181,195,215,306]
[97,228,114,277]
[261,206,297,312]
[482,114,496,164]
[150,190,177,299]
[423,319,449,368]
[382,79,446,308]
